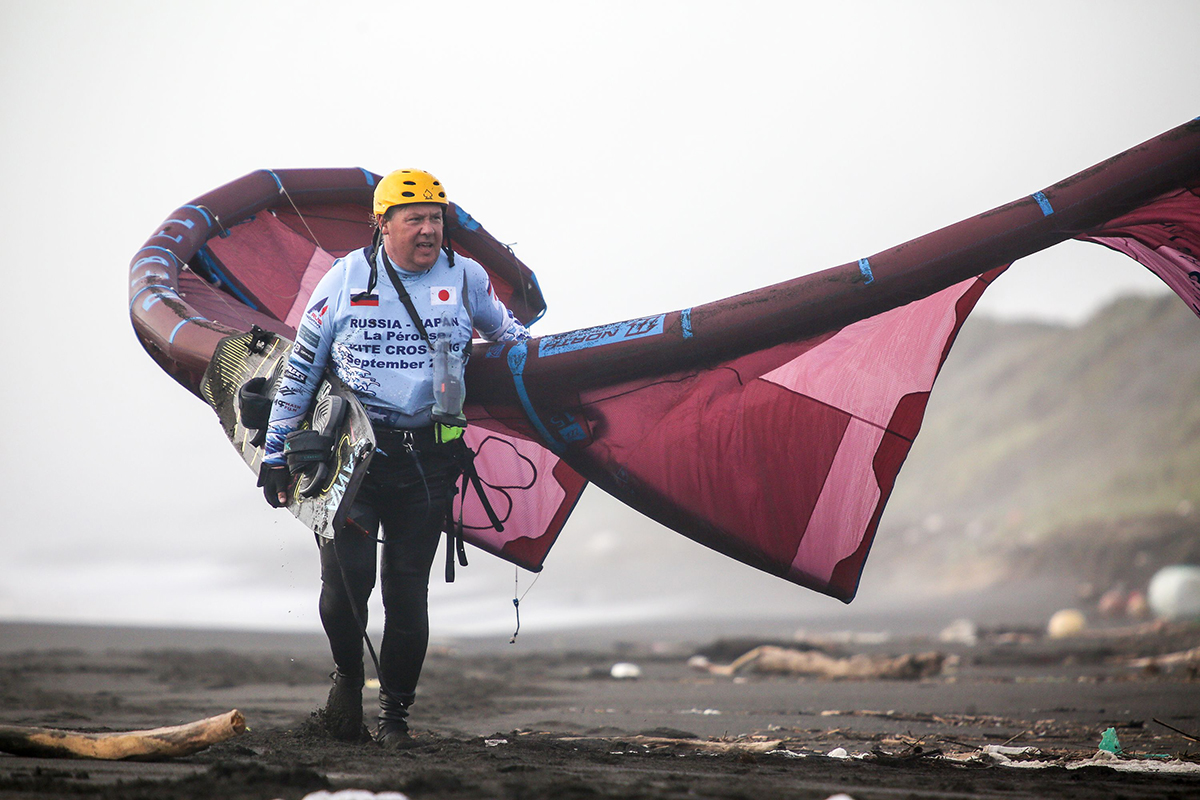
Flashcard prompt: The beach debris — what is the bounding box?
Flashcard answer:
[1046,608,1087,638]
[610,662,642,679]
[1097,587,1129,618]
[1064,754,1200,774]
[296,792,410,800]
[938,618,978,646]
[681,708,722,715]
[556,734,782,755]
[826,747,850,758]
[694,645,949,679]
[1148,565,1200,621]
[485,738,509,747]
[980,744,1042,764]
[823,795,857,800]
[766,748,807,758]
[868,744,943,765]
[1098,727,1123,755]
[1128,646,1200,673]
[946,747,1200,774]
[1125,590,1150,619]
[0,710,245,761]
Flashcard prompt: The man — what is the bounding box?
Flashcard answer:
[258,169,530,747]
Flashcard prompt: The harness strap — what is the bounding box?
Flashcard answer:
[443,442,505,583]
[379,250,434,349]
[461,450,505,533]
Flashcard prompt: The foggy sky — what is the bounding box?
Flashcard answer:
[0,0,1195,634]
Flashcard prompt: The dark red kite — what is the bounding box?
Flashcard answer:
[130,119,1200,602]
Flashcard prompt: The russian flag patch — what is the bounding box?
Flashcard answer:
[351,292,379,307]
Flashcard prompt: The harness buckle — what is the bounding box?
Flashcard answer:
[400,430,415,452]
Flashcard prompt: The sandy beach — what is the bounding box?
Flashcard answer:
[1,616,1199,800]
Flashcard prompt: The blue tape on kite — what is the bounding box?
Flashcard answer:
[131,254,171,273]
[681,308,693,339]
[1032,191,1055,216]
[454,205,482,231]
[507,343,565,455]
[181,205,212,226]
[359,168,376,186]
[858,258,875,285]
[138,245,184,263]
[263,169,285,194]
[168,317,204,344]
[193,246,259,311]
[153,217,195,244]
[526,270,547,325]
[128,284,176,311]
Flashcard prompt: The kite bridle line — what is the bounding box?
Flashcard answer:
[276,173,327,253]
[510,567,541,644]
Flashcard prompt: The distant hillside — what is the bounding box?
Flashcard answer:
[875,292,1200,593]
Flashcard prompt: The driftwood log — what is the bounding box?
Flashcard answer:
[0,710,245,761]
[557,735,784,754]
[699,645,949,679]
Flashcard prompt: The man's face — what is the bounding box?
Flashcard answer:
[379,203,444,272]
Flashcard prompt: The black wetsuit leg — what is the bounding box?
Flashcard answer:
[317,504,381,683]
[372,446,460,700]
[316,441,461,699]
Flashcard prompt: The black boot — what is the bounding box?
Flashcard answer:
[376,690,416,749]
[322,669,365,742]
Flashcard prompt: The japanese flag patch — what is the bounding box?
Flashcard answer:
[430,286,457,306]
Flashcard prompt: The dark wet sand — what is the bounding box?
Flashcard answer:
[1,619,1199,799]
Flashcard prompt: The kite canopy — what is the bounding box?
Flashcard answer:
[132,120,1200,602]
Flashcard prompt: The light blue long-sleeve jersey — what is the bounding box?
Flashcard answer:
[263,246,529,465]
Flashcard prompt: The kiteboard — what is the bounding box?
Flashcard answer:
[200,327,376,539]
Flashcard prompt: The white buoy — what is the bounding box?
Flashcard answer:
[610,662,642,679]
[1147,565,1200,621]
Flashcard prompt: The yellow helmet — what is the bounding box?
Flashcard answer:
[373,169,448,215]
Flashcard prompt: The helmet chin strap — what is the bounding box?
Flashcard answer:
[353,228,384,301]
[353,213,455,304]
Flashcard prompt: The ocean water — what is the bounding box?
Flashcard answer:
[0,494,845,640]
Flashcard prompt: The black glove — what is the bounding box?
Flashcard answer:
[257,462,291,508]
